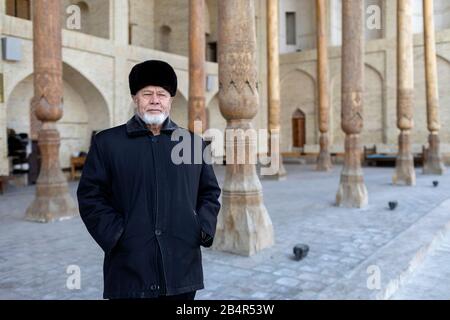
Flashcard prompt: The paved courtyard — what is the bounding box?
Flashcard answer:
[392,230,450,300]
[1,164,450,300]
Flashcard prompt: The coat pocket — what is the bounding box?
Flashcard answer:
[110,214,127,254]
[193,209,202,243]
[193,209,201,231]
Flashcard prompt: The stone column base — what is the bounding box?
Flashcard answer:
[316,134,332,171]
[336,134,368,208]
[336,177,368,208]
[213,191,274,256]
[260,154,287,181]
[423,133,445,175]
[25,182,78,223]
[25,127,77,222]
[393,131,416,186]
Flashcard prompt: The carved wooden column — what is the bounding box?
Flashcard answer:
[28,92,42,185]
[213,0,274,256]
[335,0,368,208]
[188,0,207,133]
[393,0,416,185]
[266,0,286,179]
[422,0,445,175]
[316,0,332,171]
[26,0,77,222]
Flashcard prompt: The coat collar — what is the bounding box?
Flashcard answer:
[126,114,179,137]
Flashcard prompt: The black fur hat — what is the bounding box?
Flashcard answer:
[129,60,177,97]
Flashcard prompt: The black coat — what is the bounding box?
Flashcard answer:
[76,116,221,299]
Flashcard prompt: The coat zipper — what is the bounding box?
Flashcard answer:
[151,135,168,294]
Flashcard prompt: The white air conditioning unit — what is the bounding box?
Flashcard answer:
[2,37,22,62]
[206,74,215,92]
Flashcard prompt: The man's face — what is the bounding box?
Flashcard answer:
[133,85,173,125]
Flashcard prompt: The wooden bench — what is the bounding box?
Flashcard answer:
[413,152,424,167]
[331,152,345,159]
[363,145,396,166]
[363,145,423,167]
[281,151,302,158]
[70,156,86,180]
[0,175,11,195]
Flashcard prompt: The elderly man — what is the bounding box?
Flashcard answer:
[77,60,221,300]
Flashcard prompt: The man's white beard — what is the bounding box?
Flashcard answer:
[139,112,168,125]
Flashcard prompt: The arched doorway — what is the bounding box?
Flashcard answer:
[292,109,306,151]
[280,70,316,152]
[6,63,110,172]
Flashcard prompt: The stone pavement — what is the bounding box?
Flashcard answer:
[391,230,450,300]
[1,164,450,300]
